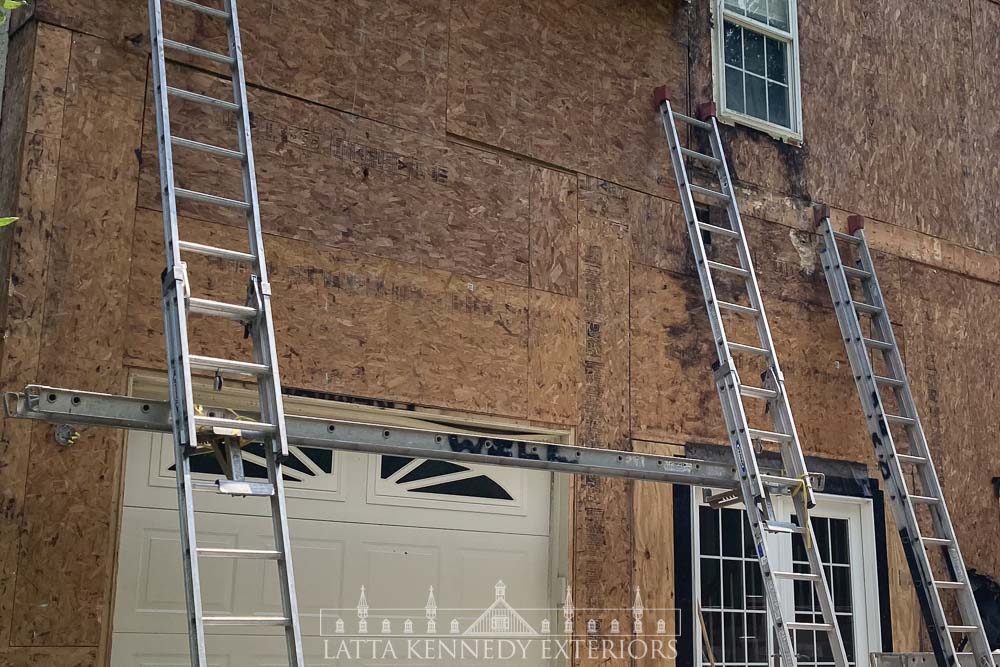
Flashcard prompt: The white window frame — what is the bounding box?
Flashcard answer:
[712,0,804,143]
[692,490,882,665]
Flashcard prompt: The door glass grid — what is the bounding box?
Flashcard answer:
[791,516,856,667]
[699,505,770,666]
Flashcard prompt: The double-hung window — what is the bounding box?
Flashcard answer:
[694,492,881,666]
[714,0,802,141]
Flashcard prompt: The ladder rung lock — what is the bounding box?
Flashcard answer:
[167,86,239,112]
[933,580,965,590]
[202,616,290,627]
[189,354,270,376]
[178,240,255,264]
[706,260,750,277]
[740,385,778,400]
[885,414,916,426]
[773,571,820,582]
[194,414,275,433]
[690,184,732,203]
[922,536,952,546]
[697,221,740,239]
[786,622,834,632]
[909,494,940,505]
[673,111,712,130]
[175,188,251,210]
[165,0,229,19]
[717,300,759,317]
[680,147,721,167]
[852,300,881,315]
[832,230,862,245]
[895,453,926,465]
[188,297,257,321]
[729,342,770,357]
[197,547,281,560]
[864,338,894,351]
[748,428,792,444]
[162,38,235,65]
[843,266,872,279]
[873,374,905,387]
[171,136,246,161]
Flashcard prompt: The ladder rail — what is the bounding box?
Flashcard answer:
[660,99,850,667]
[818,219,995,667]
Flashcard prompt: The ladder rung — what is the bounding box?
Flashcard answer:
[933,580,966,590]
[203,616,290,627]
[740,385,777,401]
[885,413,916,426]
[194,414,275,434]
[764,520,805,535]
[188,297,257,321]
[832,231,862,245]
[852,300,882,315]
[189,354,270,376]
[697,221,739,240]
[178,240,255,264]
[747,428,792,444]
[947,625,979,634]
[786,621,834,632]
[922,536,952,547]
[909,494,940,505]
[773,571,820,582]
[175,188,250,210]
[680,147,721,167]
[896,453,927,465]
[165,0,229,19]
[873,374,905,387]
[690,184,732,203]
[673,111,712,130]
[759,474,803,489]
[729,341,770,357]
[214,479,275,496]
[167,86,239,112]
[842,265,872,279]
[706,260,749,278]
[717,300,759,317]
[197,547,281,560]
[864,338,894,352]
[171,136,246,161]
[163,38,234,65]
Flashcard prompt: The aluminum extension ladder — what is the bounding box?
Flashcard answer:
[147,0,304,664]
[818,215,996,667]
[657,90,850,667]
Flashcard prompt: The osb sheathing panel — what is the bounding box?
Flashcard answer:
[529,167,577,296]
[136,65,535,288]
[898,263,1000,581]
[36,0,451,136]
[0,647,97,667]
[127,209,585,424]
[10,31,143,646]
[630,217,878,463]
[573,216,630,662]
[448,0,686,198]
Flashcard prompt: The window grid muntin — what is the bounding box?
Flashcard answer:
[716,0,801,139]
[721,20,793,129]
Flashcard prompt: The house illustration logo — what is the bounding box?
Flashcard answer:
[319,579,679,662]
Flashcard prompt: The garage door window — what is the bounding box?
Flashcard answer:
[379,455,515,501]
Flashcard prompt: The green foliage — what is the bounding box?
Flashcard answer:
[1,0,26,24]
[0,217,18,227]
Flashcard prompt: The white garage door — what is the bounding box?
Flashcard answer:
[111,382,561,666]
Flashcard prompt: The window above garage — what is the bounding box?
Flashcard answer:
[713,0,803,143]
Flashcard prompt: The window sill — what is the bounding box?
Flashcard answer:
[716,109,803,146]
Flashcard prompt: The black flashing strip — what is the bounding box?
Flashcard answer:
[872,485,893,652]
[673,485,695,667]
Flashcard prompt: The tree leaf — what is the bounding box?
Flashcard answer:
[2,1,26,9]
[0,217,18,227]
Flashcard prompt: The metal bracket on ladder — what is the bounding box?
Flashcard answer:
[656,84,850,667]
[817,210,996,667]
